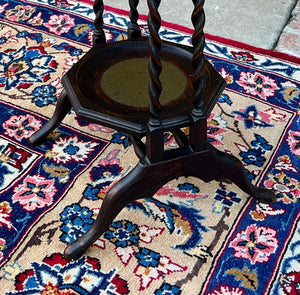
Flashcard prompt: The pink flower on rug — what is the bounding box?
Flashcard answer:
[230,224,278,264]
[286,130,300,157]
[44,14,75,35]
[264,172,300,204]
[237,71,278,99]
[5,4,36,22]
[208,284,246,295]
[3,114,42,141]
[0,201,13,230]
[13,175,57,211]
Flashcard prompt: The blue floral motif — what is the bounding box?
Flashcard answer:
[239,134,272,168]
[232,104,273,129]
[31,84,57,107]
[251,134,273,152]
[83,183,110,200]
[247,169,257,181]
[240,148,266,167]
[111,132,131,148]
[59,204,94,244]
[135,247,161,268]
[155,283,182,295]
[83,158,122,200]
[53,42,83,56]
[0,45,56,90]
[177,182,199,193]
[90,163,122,182]
[213,189,241,213]
[0,37,7,44]
[5,253,129,294]
[218,93,232,105]
[16,30,43,43]
[104,220,140,248]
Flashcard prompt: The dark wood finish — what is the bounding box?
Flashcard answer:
[64,143,275,261]
[29,0,276,261]
[28,90,71,146]
[128,0,141,39]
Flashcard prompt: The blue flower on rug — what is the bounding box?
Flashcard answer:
[238,134,272,168]
[232,104,273,129]
[218,93,232,105]
[31,84,57,107]
[17,30,43,43]
[136,247,161,268]
[59,204,94,244]
[251,134,273,152]
[105,220,140,248]
[0,45,57,90]
[213,189,241,213]
[5,253,129,294]
[111,132,131,148]
[155,283,182,295]
[240,148,266,167]
[53,42,83,56]
[83,150,123,200]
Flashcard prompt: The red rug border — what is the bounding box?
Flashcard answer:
[80,0,300,65]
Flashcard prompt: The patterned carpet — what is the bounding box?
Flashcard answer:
[0,0,300,294]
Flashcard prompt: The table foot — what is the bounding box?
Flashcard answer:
[64,145,275,261]
[28,90,71,146]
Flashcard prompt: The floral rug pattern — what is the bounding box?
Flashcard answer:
[0,0,300,294]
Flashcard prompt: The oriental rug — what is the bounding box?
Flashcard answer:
[0,0,300,294]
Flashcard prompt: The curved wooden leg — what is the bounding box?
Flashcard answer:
[64,161,173,261]
[28,90,71,146]
[191,145,276,204]
[64,144,275,261]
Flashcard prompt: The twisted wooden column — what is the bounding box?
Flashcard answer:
[191,0,206,117]
[128,0,141,39]
[189,0,207,151]
[146,0,164,163]
[93,0,106,45]
[147,0,162,128]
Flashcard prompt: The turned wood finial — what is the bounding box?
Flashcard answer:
[93,0,106,45]
[191,0,206,117]
[147,0,162,128]
[128,0,141,39]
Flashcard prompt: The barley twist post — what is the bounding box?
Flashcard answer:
[146,0,164,163]
[147,0,162,128]
[191,0,206,117]
[189,0,207,151]
[128,0,141,39]
[93,0,106,45]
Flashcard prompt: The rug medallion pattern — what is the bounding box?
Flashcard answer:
[0,0,299,294]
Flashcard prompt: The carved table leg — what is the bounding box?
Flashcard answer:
[64,161,175,261]
[191,145,277,204]
[28,90,72,146]
[64,144,275,261]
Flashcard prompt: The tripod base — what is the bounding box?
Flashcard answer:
[63,144,276,261]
